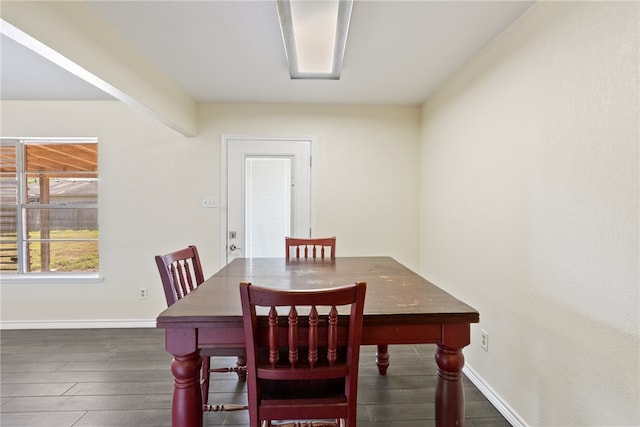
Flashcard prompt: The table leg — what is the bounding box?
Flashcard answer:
[171,351,203,427]
[376,344,389,375]
[435,344,465,426]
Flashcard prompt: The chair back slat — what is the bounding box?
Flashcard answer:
[288,306,298,367]
[285,237,336,260]
[269,307,279,368]
[308,306,318,368]
[170,264,180,299]
[182,260,195,294]
[171,262,187,299]
[328,306,338,367]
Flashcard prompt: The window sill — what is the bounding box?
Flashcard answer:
[0,274,104,284]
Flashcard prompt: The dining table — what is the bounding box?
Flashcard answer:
[156,256,480,427]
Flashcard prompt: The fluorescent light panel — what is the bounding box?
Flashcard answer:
[276,0,353,80]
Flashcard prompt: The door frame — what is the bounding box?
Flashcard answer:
[220,135,318,266]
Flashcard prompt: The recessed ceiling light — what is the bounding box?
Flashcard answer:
[276,0,353,80]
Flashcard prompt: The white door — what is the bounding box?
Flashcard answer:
[222,137,312,264]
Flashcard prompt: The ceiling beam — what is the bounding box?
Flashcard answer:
[1,1,198,137]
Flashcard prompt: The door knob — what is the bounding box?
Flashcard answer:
[229,244,241,251]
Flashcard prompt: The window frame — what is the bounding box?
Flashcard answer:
[0,137,101,282]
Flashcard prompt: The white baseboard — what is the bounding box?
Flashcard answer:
[0,319,157,330]
[463,364,526,427]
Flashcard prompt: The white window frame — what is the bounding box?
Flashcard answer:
[0,137,102,283]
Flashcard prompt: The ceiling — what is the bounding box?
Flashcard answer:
[1,1,533,106]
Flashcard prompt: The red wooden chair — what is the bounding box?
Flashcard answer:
[155,245,247,410]
[285,237,336,260]
[239,281,366,427]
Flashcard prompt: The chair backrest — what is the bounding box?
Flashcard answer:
[285,236,336,260]
[239,281,366,426]
[155,245,205,306]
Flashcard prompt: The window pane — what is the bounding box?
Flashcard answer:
[1,142,18,272]
[26,177,98,206]
[1,176,18,204]
[25,208,98,235]
[0,205,18,272]
[0,205,18,235]
[25,143,97,174]
[26,240,99,272]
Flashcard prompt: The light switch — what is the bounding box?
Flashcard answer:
[202,196,218,208]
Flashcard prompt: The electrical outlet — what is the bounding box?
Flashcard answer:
[480,329,489,351]
[139,287,148,299]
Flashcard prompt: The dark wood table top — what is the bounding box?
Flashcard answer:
[156,257,479,327]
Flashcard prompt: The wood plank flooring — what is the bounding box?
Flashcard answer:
[1,328,510,427]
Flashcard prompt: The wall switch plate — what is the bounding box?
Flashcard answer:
[202,196,218,208]
[139,287,148,299]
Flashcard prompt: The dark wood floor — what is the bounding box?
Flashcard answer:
[1,328,509,427]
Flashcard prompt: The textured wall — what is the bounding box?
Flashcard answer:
[419,2,639,425]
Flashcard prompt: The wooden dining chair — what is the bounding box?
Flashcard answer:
[239,281,366,427]
[155,245,247,409]
[285,236,336,260]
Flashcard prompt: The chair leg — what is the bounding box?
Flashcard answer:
[201,356,210,405]
[237,355,247,381]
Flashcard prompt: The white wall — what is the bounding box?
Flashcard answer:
[197,104,421,269]
[419,2,639,426]
[0,101,420,325]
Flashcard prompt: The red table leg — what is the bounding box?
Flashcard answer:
[435,321,471,427]
[435,344,465,426]
[376,344,390,375]
[171,351,203,427]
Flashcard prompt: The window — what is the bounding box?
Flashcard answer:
[0,138,98,276]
